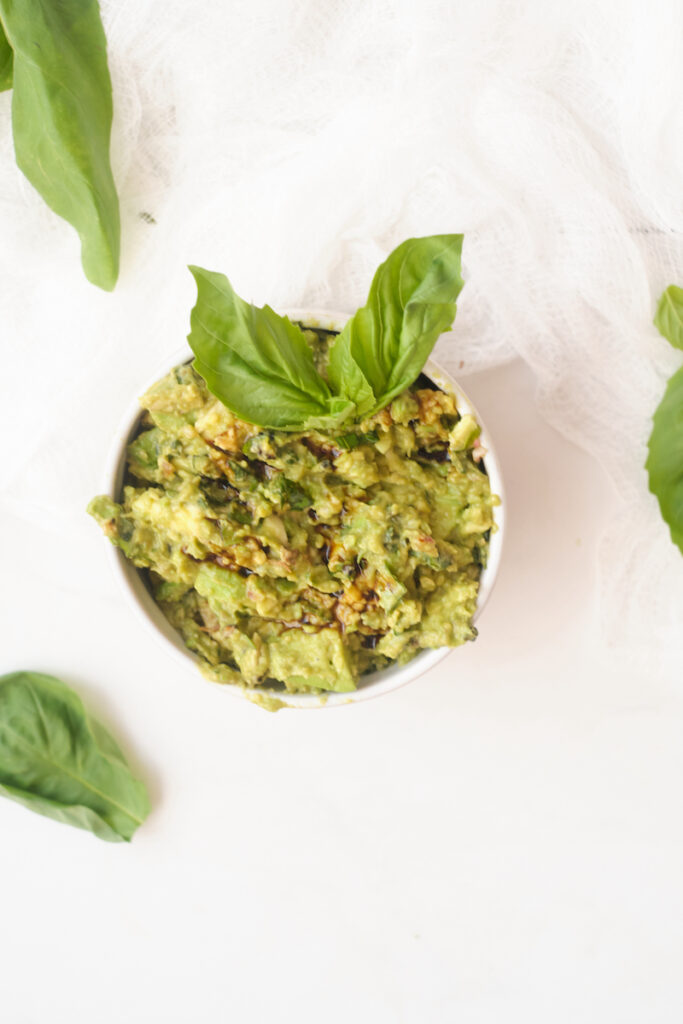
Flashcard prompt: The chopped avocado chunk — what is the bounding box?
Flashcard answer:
[267,628,355,693]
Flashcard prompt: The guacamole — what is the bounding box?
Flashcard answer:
[89,327,495,695]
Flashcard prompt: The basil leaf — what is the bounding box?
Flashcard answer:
[647,364,683,555]
[188,237,464,431]
[647,285,683,555]
[327,332,375,417]
[0,21,11,91]
[0,671,150,842]
[0,0,120,290]
[328,235,465,414]
[654,285,683,351]
[335,430,379,450]
[188,266,354,431]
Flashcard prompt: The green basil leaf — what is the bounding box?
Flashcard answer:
[302,395,356,431]
[188,266,354,431]
[0,20,12,91]
[654,285,683,351]
[647,363,683,555]
[0,671,150,842]
[328,235,465,414]
[327,331,375,417]
[0,0,120,289]
[335,430,379,450]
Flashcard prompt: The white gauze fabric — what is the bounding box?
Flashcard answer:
[0,0,681,652]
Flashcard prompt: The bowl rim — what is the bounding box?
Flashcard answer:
[100,308,506,709]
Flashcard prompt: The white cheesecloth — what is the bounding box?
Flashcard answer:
[0,0,681,655]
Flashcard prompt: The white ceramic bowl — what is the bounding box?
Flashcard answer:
[102,309,505,709]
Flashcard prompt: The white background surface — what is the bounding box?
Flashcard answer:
[2,359,682,1022]
[1,0,683,1020]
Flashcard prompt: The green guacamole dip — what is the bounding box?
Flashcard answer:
[89,327,495,695]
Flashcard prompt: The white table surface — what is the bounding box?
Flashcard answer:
[1,358,682,1023]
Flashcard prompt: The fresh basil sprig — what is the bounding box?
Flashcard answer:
[647,285,683,556]
[0,0,120,290]
[188,234,465,430]
[0,671,150,842]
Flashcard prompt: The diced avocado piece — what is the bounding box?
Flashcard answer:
[153,580,191,602]
[267,628,356,693]
[389,392,419,424]
[196,561,284,614]
[341,505,389,568]
[195,564,248,616]
[307,564,342,594]
[158,593,224,665]
[87,494,120,526]
[88,493,199,583]
[149,410,197,435]
[417,575,479,648]
[128,428,215,485]
[200,662,245,687]
[127,428,162,478]
[377,630,413,659]
[375,569,407,612]
[87,495,135,557]
[449,414,480,452]
[225,630,268,685]
[195,564,281,620]
[334,450,379,487]
[431,484,466,539]
[141,365,205,414]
